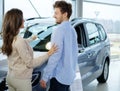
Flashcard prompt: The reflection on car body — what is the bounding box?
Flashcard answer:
[0,17,110,91]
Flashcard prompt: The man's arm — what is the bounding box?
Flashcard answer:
[40,28,63,87]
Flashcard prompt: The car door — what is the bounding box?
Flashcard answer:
[74,22,102,86]
[83,22,102,81]
[74,23,94,80]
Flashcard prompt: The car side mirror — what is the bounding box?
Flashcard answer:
[78,44,84,53]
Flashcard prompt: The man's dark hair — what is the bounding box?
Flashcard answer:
[53,0,72,19]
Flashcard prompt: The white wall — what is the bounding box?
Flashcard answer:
[5,0,55,19]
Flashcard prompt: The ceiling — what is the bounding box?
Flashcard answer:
[84,0,120,6]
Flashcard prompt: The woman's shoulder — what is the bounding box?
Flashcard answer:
[16,36,24,41]
[14,36,25,45]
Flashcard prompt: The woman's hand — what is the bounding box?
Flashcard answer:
[31,35,37,40]
[47,44,58,56]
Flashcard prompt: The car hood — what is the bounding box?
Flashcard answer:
[34,51,47,58]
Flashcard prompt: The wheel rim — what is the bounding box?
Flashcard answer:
[103,61,108,80]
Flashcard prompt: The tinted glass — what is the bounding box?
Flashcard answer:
[32,28,52,51]
[97,24,106,41]
[86,23,100,45]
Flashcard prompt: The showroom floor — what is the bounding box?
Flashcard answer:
[5,60,120,91]
[82,60,120,91]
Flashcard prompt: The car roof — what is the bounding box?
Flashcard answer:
[70,17,100,25]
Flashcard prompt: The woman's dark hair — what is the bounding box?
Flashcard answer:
[53,0,72,19]
[2,8,23,56]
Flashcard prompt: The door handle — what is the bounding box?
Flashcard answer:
[87,53,92,58]
[87,51,95,58]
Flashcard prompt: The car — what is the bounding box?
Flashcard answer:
[0,17,110,91]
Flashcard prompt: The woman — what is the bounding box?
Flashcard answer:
[1,8,57,91]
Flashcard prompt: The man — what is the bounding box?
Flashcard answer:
[40,1,78,91]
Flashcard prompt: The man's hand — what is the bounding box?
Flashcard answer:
[40,80,47,88]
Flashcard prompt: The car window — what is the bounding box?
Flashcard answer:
[97,24,106,41]
[85,23,100,45]
[75,24,87,47]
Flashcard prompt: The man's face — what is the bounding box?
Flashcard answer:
[53,8,65,24]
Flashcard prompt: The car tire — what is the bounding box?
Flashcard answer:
[0,78,8,91]
[97,60,109,83]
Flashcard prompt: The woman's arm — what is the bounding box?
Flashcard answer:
[25,35,37,43]
[15,37,57,68]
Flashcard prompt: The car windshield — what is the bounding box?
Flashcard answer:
[30,25,57,52]
[21,18,57,52]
